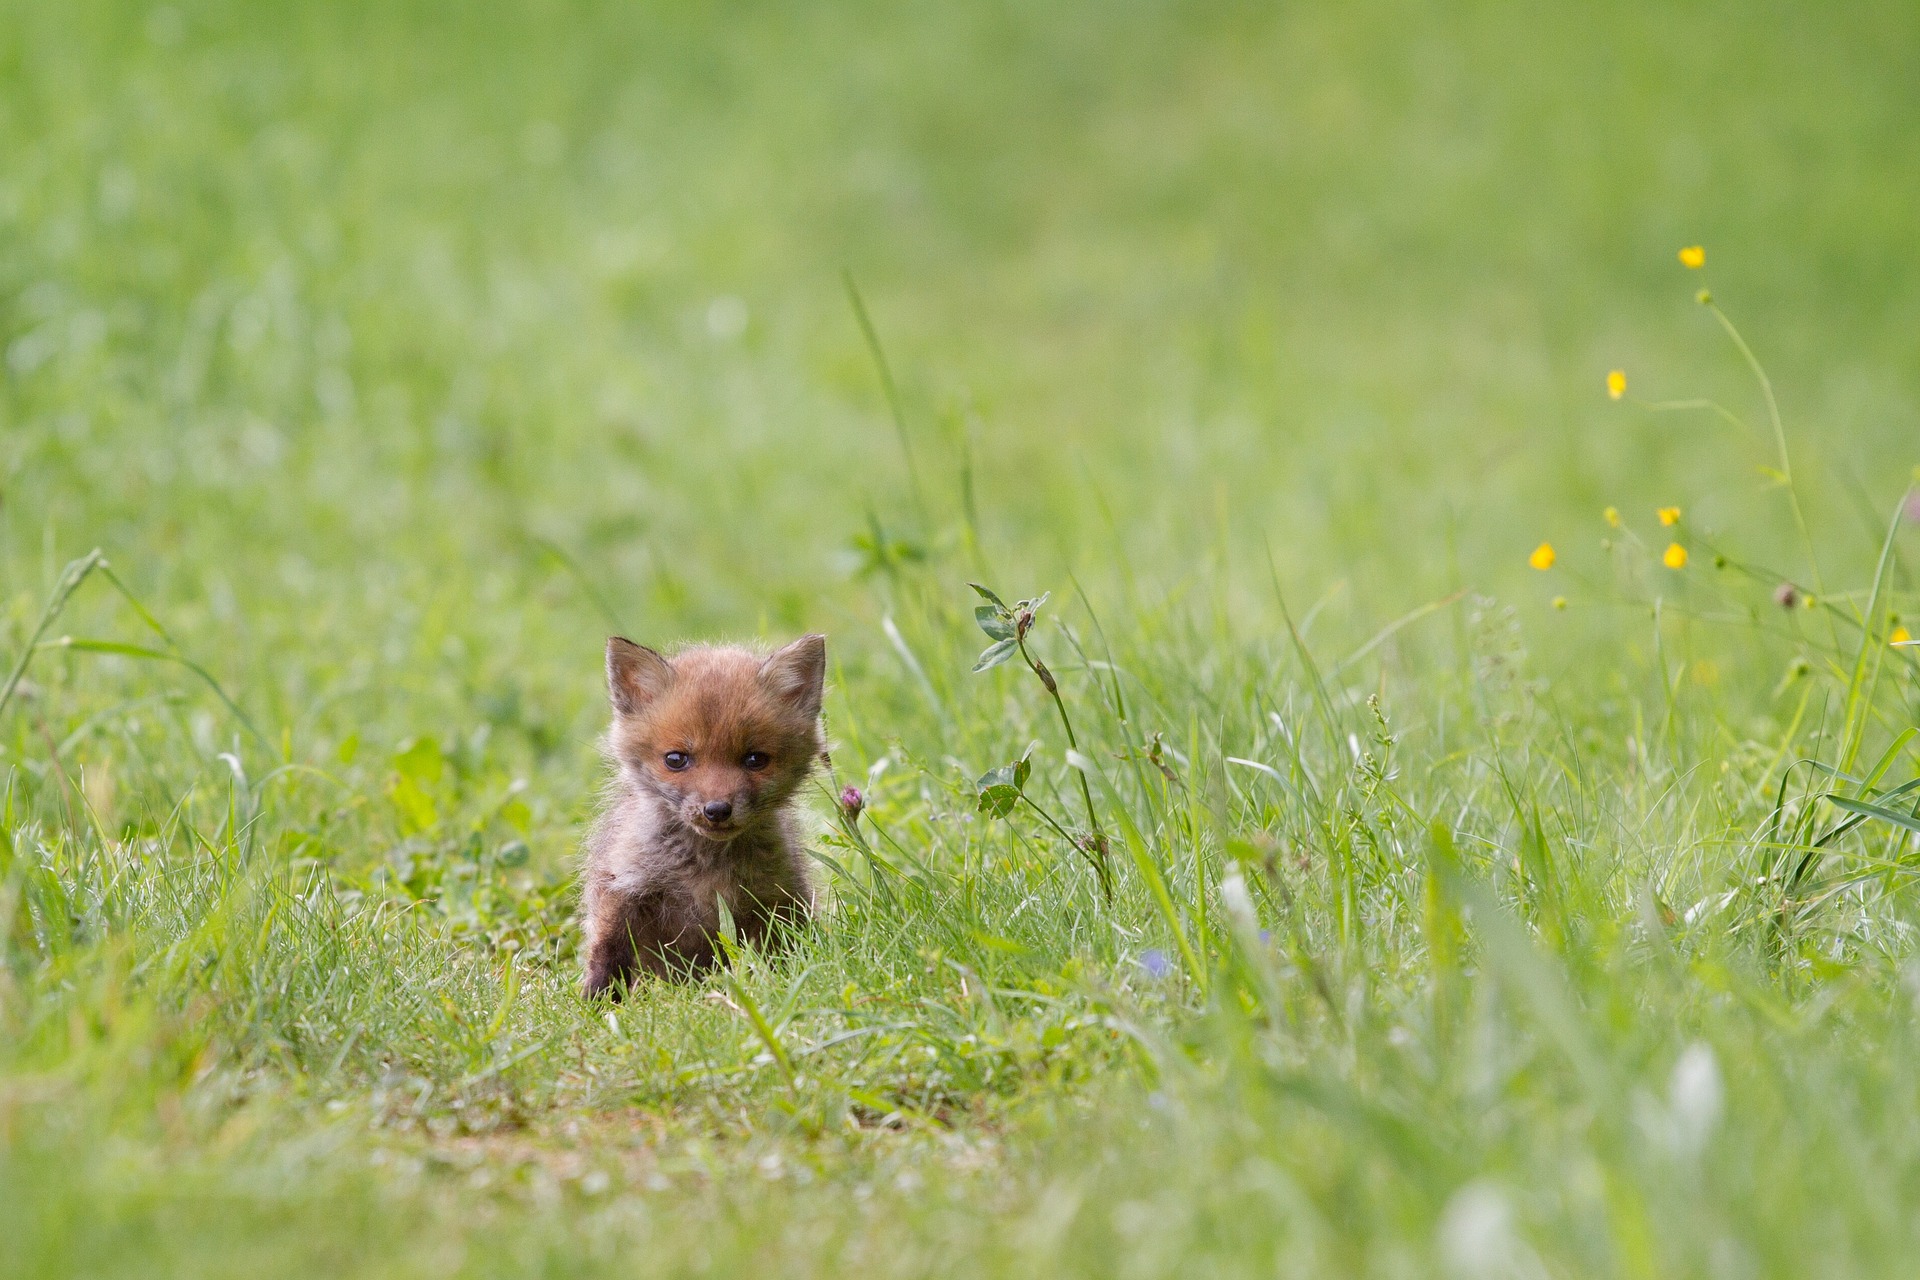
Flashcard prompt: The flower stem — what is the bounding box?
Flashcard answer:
[1706,301,1823,595]
[1018,636,1112,900]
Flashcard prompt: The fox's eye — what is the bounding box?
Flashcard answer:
[742,751,770,771]
[663,751,691,771]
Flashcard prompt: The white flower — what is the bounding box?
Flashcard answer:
[1439,1181,1544,1279]
[1668,1041,1724,1157]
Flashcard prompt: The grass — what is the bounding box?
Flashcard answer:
[3,0,1920,1275]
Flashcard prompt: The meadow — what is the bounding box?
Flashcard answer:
[4,1,1920,1275]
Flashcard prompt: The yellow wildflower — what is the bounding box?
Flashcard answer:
[1679,245,1706,269]
[1893,625,1914,646]
[1529,542,1556,571]
[1603,506,1621,528]
[1657,506,1681,526]
[1663,543,1688,569]
[1607,369,1627,400]
[1552,596,1568,610]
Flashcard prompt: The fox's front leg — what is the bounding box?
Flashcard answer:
[583,890,667,999]
[583,891,718,996]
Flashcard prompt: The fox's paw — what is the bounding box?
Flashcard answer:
[582,965,625,1003]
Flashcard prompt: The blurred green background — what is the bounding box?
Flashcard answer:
[5,2,1920,1275]
[7,0,1916,671]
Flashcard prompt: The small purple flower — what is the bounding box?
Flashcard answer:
[1773,583,1799,609]
[1139,948,1171,979]
[1258,929,1272,946]
[839,786,864,821]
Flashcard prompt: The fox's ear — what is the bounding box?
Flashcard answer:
[606,637,673,716]
[759,633,826,720]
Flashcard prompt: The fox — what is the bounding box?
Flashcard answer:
[579,632,826,998]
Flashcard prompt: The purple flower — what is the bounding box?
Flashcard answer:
[1773,583,1799,609]
[1139,948,1171,979]
[838,786,864,821]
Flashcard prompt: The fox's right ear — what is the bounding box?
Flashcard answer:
[606,637,673,716]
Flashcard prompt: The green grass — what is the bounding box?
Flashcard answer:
[4,1,1920,1275]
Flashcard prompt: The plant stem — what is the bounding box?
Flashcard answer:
[0,550,106,721]
[1707,301,1824,596]
[843,271,931,525]
[1018,635,1112,899]
[1014,790,1076,844]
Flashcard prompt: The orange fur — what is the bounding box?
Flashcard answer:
[579,634,825,997]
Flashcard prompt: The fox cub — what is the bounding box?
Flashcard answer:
[580,633,825,997]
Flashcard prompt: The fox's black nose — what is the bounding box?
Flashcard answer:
[703,800,734,823]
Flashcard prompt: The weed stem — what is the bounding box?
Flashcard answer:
[1019,634,1112,899]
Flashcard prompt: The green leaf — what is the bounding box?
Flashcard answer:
[975,785,1019,818]
[967,582,1007,608]
[969,931,1035,956]
[54,638,172,660]
[392,736,445,787]
[975,759,1029,818]
[983,756,1029,786]
[972,638,1017,672]
[498,796,532,834]
[46,636,272,751]
[975,605,1015,641]
[1825,794,1920,837]
[1223,836,1268,866]
[388,774,439,834]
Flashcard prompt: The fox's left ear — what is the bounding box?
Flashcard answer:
[760,633,826,719]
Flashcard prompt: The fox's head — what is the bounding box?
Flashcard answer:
[605,634,827,843]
